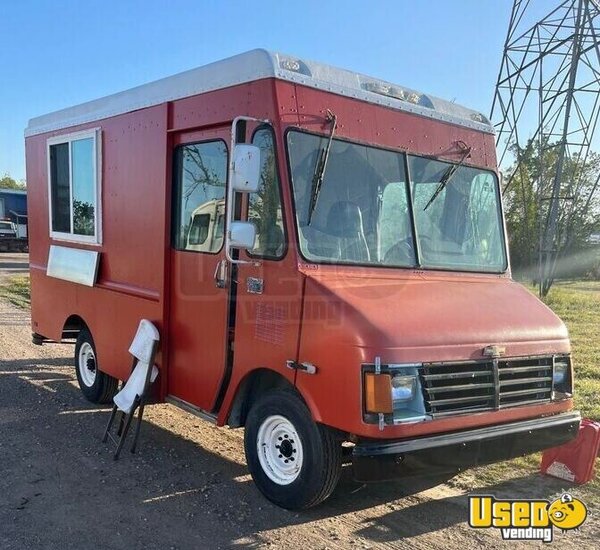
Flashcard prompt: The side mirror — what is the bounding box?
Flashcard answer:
[232,144,261,193]
[229,221,256,250]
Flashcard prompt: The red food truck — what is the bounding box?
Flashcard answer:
[25,50,580,509]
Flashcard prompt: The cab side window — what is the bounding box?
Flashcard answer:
[248,128,285,259]
[173,140,227,253]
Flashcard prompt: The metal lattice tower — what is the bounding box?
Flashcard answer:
[491,0,600,295]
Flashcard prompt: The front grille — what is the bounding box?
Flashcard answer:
[498,357,553,408]
[420,356,556,418]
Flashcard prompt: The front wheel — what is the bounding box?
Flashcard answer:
[74,328,118,403]
[244,390,342,509]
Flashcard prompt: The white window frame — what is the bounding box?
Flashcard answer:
[47,128,102,245]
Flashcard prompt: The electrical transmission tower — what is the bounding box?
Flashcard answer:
[491,0,600,296]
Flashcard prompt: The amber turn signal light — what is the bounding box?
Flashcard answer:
[364,373,393,414]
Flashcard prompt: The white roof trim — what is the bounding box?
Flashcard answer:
[26,49,493,137]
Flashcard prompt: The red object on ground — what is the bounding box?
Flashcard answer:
[541,418,600,484]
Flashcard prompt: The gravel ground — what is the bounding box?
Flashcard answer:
[0,256,597,549]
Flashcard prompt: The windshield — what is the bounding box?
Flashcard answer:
[287,130,506,272]
[0,222,13,231]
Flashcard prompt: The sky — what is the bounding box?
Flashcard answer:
[0,0,514,181]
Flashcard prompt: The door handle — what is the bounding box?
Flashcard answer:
[214,259,228,289]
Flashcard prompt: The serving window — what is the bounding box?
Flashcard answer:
[47,129,101,244]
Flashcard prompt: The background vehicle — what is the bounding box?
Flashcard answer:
[0,188,27,232]
[0,218,27,252]
[26,50,580,509]
[0,219,17,238]
[186,199,225,253]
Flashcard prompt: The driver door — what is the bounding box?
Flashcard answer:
[168,127,231,411]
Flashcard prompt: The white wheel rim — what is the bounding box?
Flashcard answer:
[78,342,97,387]
[256,415,304,485]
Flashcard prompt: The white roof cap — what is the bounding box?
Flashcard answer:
[26,49,493,137]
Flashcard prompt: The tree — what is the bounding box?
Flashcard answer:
[73,200,95,236]
[503,139,600,287]
[0,174,26,190]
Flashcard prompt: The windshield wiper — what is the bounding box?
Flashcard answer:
[307,109,337,225]
[423,141,472,211]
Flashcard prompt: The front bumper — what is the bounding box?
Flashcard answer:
[352,411,581,482]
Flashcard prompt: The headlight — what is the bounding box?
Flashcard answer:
[364,373,418,413]
[553,361,568,385]
[363,364,426,426]
[552,357,572,397]
[391,374,416,403]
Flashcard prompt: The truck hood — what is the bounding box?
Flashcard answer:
[301,271,570,363]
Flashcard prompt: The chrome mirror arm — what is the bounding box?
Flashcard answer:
[225,115,269,266]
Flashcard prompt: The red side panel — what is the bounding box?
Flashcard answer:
[27,105,169,389]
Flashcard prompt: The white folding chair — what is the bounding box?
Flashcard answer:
[102,319,160,459]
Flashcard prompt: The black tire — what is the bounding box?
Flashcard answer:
[74,327,118,404]
[244,390,342,510]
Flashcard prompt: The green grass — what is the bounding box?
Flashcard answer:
[0,275,30,308]
[544,281,600,420]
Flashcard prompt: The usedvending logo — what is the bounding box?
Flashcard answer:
[469,493,588,542]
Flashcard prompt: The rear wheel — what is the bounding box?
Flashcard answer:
[244,390,342,509]
[74,328,118,403]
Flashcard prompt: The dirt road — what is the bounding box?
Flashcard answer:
[0,272,597,548]
[0,252,28,281]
